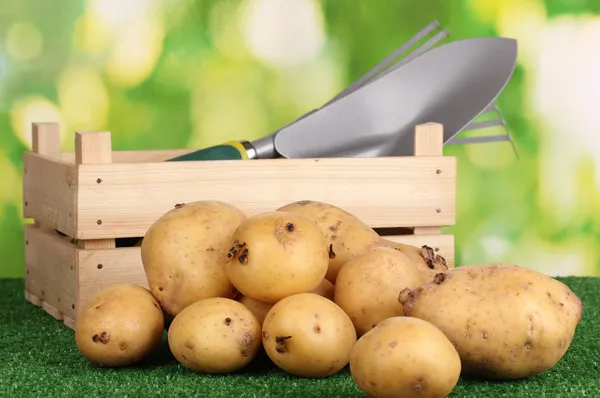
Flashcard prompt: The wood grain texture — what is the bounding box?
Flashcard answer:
[75,156,456,239]
[413,123,444,236]
[24,226,77,322]
[75,131,116,249]
[32,122,61,159]
[61,149,196,164]
[23,153,77,237]
[77,247,149,313]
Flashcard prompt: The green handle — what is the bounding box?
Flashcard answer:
[167,142,248,162]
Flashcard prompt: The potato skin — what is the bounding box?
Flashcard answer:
[75,283,164,367]
[238,279,335,325]
[277,200,448,283]
[262,293,357,378]
[225,211,329,304]
[399,263,584,380]
[237,295,272,325]
[311,278,335,301]
[168,297,262,373]
[141,201,246,316]
[277,200,380,283]
[350,317,461,398]
[334,247,423,336]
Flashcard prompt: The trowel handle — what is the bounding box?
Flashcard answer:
[167,141,252,162]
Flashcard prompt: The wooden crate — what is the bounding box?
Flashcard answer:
[23,122,456,330]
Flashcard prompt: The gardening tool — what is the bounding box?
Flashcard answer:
[168,20,449,162]
[446,104,519,158]
[272,36,517,158]
[168,23,517,161]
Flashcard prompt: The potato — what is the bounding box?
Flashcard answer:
[75,283,164,367]
[237,295,272,325]
[334,247,424,336]
[141,201,246,316]
[262,293,357,378]
[168,297,262,373]
[225,211,328,304]
[311,278,335,301]
[238,279,335,325]
[399,263,584,380]
[350,317,461,398]
[277,200,447,283]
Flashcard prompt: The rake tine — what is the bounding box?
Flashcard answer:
[326,20,448,105]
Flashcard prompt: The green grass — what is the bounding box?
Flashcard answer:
[1,277,599,397]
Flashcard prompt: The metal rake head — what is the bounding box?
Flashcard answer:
[324,20,520,159]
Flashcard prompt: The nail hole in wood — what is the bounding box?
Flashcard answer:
[25,240,29,245]
[96,178,102,184]
[58,297,61,303]
[26,270,30,275]
[97,264,103,269]
[72,304,75,310]
[97,220,102,225]
[436,208,441,213]
[41,290,45,296]
[24,201,28,206]
[436,169,442,174]
[70,265,74,270]
[434,247,440,252]
[69,212,72,218]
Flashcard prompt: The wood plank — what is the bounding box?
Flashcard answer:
[23,153,77,237]
[384,233,455,268]
[74,131,116,249]
[61,149,196,164]
[75,156,456,239]
[32,122,61,159]
[413,123,444,236]
[77,247,149,313]
[24,225,78,320]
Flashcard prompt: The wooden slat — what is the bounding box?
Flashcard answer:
[23,153,77,237]
[61,149,196,164]
[74,156,456,239]
[383,234,455,268]
[32,122,61,159]
[414,123,444,236]
[77,247,149,313]
[75,132,116,249]
[24,226,78,320]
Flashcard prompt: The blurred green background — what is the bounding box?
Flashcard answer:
[1,0,599,278]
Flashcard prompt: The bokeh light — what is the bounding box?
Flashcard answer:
[5,22,43,61]
[10,96,63,148]
[241,0,326,68]
[57,66,109,147]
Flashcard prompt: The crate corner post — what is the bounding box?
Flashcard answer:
[74,130,116,250]
[24,122,79,329]
[413,122,456,267]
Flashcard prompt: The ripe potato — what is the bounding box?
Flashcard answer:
[350,317,461,398]
[238,279,335,325]
[277,200,379,283]
[75,283,164,367]
[399,263,584,380]
[168,297,262,373]
[334,247,424,336]
[262,293,357,378]
[141,201,246,316]
[237,295,272,325]
[311,278,335,301]
[225,211,328,304]
[277,200,448,283]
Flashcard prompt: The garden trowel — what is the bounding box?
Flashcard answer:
[169,27,517,161]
